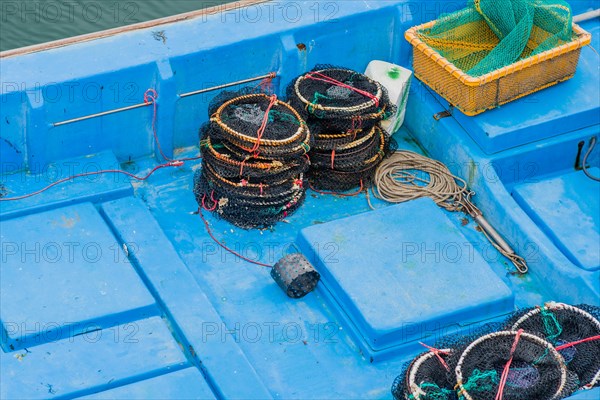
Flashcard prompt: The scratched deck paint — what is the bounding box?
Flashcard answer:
[0,1,599,398]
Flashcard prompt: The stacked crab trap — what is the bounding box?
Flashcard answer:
[404,0,591,115]
[194,91,311,229]
[392,302,600,400]
[288,66,396,191]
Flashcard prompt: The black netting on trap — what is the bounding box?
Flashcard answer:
[285,66,397,192]
[392,350,458,400]
[505,302,600,389]
[200,128,310,182]
[195,90,310,229]
[308,128,397,192]
[454,331,576,400]
[208,92,311,158]
[193,169,306,230]
[286,65,396,127]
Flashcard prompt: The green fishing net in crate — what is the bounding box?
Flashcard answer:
[417,0,574,77]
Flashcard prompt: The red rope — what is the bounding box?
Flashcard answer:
[0,161,183,201]
[144,89,201,163]
[309,179,364,197]
[419,342,450,371]
[349,115,362,138]
[305,71,379,107]
[496,330,523,400]
[239,157,248,177]
[256,72,276,94]
[555,335,600,351]
[201,190,218,212]
[250,95,277,154]
[1,89,200,202]
[198,208,272,268]
[330,148,336,170]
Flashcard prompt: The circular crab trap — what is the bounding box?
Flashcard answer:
[507,302,600,389]
[194,164,306,230]
[287,65,395,130]
[455,330,575,400]
[195,91,311,229]
[200,134,310,182]
[271,253,321,299]
[209,92,311,159]
[286,66,396,192]
[392,349,457,400]
[308,126,395,191]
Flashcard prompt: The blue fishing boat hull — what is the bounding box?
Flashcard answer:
[1,1,599,398]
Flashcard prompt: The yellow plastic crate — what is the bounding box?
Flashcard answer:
[405,18,592,116]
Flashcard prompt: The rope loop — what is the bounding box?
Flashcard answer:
[305,71,380,107]
[495,329,523,400]
[250,94,278,153]
[144,88,158,105]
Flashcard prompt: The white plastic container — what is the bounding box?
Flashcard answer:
[365,61,412,134]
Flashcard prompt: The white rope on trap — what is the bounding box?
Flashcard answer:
[407,349,453,399]
[510,302,600,389]
[454,330,568,400]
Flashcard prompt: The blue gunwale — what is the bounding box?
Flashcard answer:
[1,1,599,398]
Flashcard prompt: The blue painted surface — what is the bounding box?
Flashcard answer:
[0,317,188,399]
[0,151,133,220]
[0,0,599,398]
[0,202,157,352]
[298,199,514,359]
[81,367,216,400]
[568,388,600,399]
[100,197,273,399]
[513,168,600,271]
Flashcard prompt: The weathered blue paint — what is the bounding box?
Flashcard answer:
[0,0,598,398]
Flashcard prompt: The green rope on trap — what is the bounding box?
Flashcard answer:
[531,308,563,365]
[533,348,550,365]
[264,206,280,215]
[459,369,499,398]
[382,108,394,120]
[200,140,224,150]
[408,382,453,400]
[541,308,563,343]
[308,92,332,115]
[268,110,300,125]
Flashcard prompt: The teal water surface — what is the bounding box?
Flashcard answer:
[0,0,231,52]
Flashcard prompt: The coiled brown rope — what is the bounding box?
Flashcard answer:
[373,150,529,274]
[372,150,468,212]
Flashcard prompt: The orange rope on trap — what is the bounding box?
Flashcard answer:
[309,179,365,197]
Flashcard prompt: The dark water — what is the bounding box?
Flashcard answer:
[0,0,232,52]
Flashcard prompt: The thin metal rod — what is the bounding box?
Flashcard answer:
[179,73,276,98]
[474,215,514,254]
[53,102,150,127]
[52,72,276,127]
[573,9,600,24]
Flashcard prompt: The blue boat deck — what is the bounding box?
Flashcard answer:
[1,1,599,398]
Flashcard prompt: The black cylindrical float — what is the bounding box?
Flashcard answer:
[271,253,320,299]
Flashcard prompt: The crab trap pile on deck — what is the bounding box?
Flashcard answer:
[194,91,311,229]
[391,302,600,400]
[288,66,397,191]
